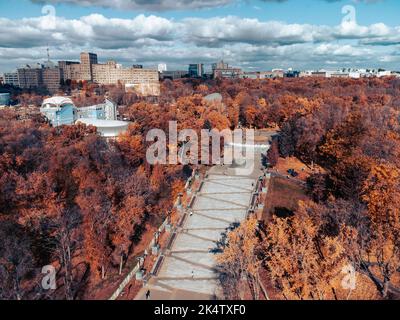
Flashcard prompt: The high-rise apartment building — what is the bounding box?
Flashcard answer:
[42,67,62,93]
[68,64,82,81]
[11,52,160,96]
[58,61,80,82]
[16,63,61,93]
[80,52,98,81]
[17,64,43,89]
[92,60,160,96]
[212,60,242,79]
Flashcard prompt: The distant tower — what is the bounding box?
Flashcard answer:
[80,52,98,81]
[158,63,167,73]
[188,64,204,78]
[47,45,50,63]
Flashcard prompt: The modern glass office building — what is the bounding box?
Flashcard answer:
[188,63,204,78]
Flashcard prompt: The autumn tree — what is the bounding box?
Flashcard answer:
[204,110,231,131]
[111,195,145,274]
[263,201,348,300]
[217,217,262,300]
[0,220,33,300]
[3,75,400,300]
[357,163,400,298]
[43,206,82,300]
[266,139,279,167]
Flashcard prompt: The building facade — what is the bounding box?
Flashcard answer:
[17,65,43,89]
[212,60,242,79]
[41,97,118,127]
[40,97,76,126]
[17,64,61,93]
[42,67,62,93]
[41,96,128,138]
[12,52,160,96]
[0,93,10,106]
[80,52,98,81]
[240,72,259,79]
[158,63,167,73]
[212,61,229,70]
[93,61,160,96]
[58,61,80,82]
[76,99,117,121]
[188,64,204,78]
[4,72,19,87]
[160,70,187,80]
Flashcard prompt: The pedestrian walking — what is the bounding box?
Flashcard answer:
[191,271,194,279]
[145,290,151,300]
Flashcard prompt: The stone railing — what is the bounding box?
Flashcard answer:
[247,173,271,219]
[109,170,199,300]
[108,215,170,300]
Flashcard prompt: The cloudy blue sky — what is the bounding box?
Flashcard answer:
[0,0,400,73]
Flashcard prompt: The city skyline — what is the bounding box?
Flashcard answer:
[1,0,400,73]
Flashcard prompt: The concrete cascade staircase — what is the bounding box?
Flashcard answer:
[136,173,258,300]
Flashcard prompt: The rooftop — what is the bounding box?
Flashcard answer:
[75,118,129,128]
[42,96,74,107]
[76,118,130,138]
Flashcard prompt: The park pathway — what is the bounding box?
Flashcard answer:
[135,134,271,300]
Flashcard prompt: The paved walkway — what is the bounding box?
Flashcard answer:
[135,135,271,300]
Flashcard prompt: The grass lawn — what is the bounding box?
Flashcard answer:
[262,175,309,222]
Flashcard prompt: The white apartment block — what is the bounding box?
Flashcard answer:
[93,61,160,96]
[4,72,20,87]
